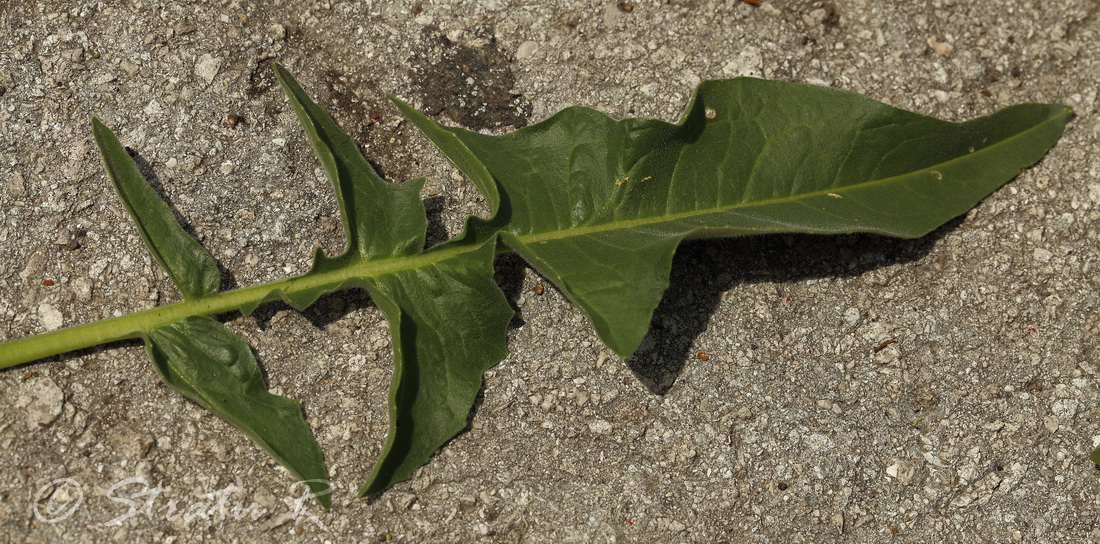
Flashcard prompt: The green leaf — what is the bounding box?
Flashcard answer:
[91,118,221,300]
[92,119,331,505]
[273,64,513,495]
[145,316,331,509]
[399,79,1073,357]
[360,239,511,495]
[1,70,1074,505]
[274,64,426,262]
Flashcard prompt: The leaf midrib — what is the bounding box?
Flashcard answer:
[515,109,1064,245]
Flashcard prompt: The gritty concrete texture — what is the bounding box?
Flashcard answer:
[2,0,1100,542]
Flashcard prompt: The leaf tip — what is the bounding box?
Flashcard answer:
[387,95,422,120]
[356,478,387,499]
[1058,104,1075,122]
[605,336,641,360]
[272,63,298,93]
[90,116,111,140]
[271,61,287,80]
[316,489,333,511]
[385,93,406,106]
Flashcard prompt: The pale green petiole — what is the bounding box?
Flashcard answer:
[0,245,475,370]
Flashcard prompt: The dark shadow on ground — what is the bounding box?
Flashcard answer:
[422,194,450,248]
[494,252,529,329]
[248,288,374,331]
[624,217,966,394]
[127,150,237,291]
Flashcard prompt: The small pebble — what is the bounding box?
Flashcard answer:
[16,376,65,430]
[194,53,220,84]
[928,37,953,57]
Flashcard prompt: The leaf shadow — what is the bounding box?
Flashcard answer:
[126,150,237,291]
[423,194,450,248]
[493,252,529,329]
[249,289,375,332]
[625,216,966,394]
[22,338,147,371]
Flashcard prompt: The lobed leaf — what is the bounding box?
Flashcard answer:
[2,69,1075,504]
[273,65,513,495]
[399,79,1073,357]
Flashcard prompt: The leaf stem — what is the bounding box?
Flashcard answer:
[0,243,484,370]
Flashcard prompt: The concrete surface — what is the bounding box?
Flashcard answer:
[2,0,1100,541]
